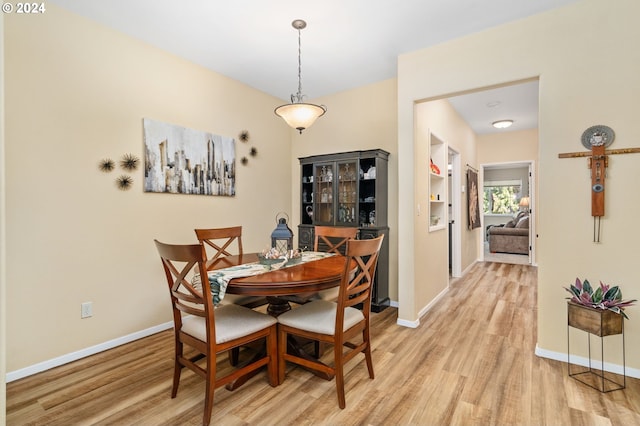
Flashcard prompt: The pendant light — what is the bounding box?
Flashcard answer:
[275,19,326,134]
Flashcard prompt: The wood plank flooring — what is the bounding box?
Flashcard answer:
[7,262,640,425]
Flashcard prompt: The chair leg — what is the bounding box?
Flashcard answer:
[277,326,288,385]
[229,348,240,366]
[172,341,183,398]
[363,330,374,379]
[266,326,279,386]
[334,343,346,409]
[203,355,216,426]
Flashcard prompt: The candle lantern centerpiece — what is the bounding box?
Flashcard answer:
[271,212,294,254]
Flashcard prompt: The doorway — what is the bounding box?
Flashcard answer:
[481,161,535,265]
[448,147,462,277]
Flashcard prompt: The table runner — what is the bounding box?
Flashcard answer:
[194,251,335,305]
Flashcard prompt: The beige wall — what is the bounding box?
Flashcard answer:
[2,5,400,378]
[399,0,640,370]
[477,128,538,165]
[413,99,478,315]
[4,5,292,372]
[289,79,399,301]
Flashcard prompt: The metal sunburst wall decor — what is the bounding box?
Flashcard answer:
[98,154,138,190]
[116,175,133,190]
[99,159,115,172]
[238,130,257,166]
[120,153,139,171]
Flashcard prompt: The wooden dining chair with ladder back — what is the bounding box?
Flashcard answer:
[154,240,278,426]
[282,225,359,305]
[314,225,359,255]
[195,226,269,366]
[277,226,360,357]
[195,226,268,309]
[276,235,384,409]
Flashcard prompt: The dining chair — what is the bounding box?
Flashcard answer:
[195,227,269,366]
[276,235,384,409]
[154,240,278,426]
[314,225,359,255]
[283,226,359,305]
[194,226,267,309]
[312,226,359,301]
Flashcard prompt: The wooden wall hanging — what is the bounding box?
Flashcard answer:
[559,125,640,242]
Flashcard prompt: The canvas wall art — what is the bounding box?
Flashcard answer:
[143,118,236,196]
[466,169,481,230]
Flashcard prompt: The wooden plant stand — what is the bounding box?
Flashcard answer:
[567,301,625,392]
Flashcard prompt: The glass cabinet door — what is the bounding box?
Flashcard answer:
[314,163,334,224]
[336,160,358,225]
[301,164,314,225]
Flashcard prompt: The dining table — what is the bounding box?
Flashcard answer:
[207,251,350,316]
[207,251,354,389]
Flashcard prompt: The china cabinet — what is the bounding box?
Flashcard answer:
[298,149,389,312]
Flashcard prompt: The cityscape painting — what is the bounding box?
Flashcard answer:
[143,118,236,196]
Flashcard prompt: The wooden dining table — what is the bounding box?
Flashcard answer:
[209,252,350,316]
[208,252,353,388]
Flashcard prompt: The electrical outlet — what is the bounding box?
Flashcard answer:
[81,302,93,319]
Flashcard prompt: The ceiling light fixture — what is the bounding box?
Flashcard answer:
[275,19,326,134]
[492,119,514,129]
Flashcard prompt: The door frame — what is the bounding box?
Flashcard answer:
[480,160,536,265]
[449,147,462,277]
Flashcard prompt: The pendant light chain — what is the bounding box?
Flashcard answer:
[274,19,326,134]
[294,26,303,103]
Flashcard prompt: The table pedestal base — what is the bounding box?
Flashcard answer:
[266,296,292,316]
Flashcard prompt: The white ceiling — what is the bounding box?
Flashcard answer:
[49,0,573,133]
[447,80,539,134]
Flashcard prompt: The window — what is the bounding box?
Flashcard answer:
[483,180,522,214]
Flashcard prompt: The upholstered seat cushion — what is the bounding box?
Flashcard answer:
[277,299,364,335]
[182,303,276,344]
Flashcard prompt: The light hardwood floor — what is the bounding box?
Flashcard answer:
[7,262,640,425]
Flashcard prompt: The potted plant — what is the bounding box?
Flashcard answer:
[564,278,636,336]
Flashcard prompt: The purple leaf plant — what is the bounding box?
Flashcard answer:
[565,278,637,319]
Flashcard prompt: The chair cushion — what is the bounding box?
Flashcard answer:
[515,216,529,228]
[181,304,276,344]
[277,299,364,335]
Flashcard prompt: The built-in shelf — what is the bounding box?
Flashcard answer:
[429,133,447,232]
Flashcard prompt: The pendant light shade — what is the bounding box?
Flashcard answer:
[275,102,326,133]
[275,19,326,134]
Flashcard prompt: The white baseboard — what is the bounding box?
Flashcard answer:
[461,259,478,277]
[6,321,174,383]
[396,286,450,329]
[396,317,419,328]
[535,344,640,379]
[395,261,478,329]
[417,286,450,320]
